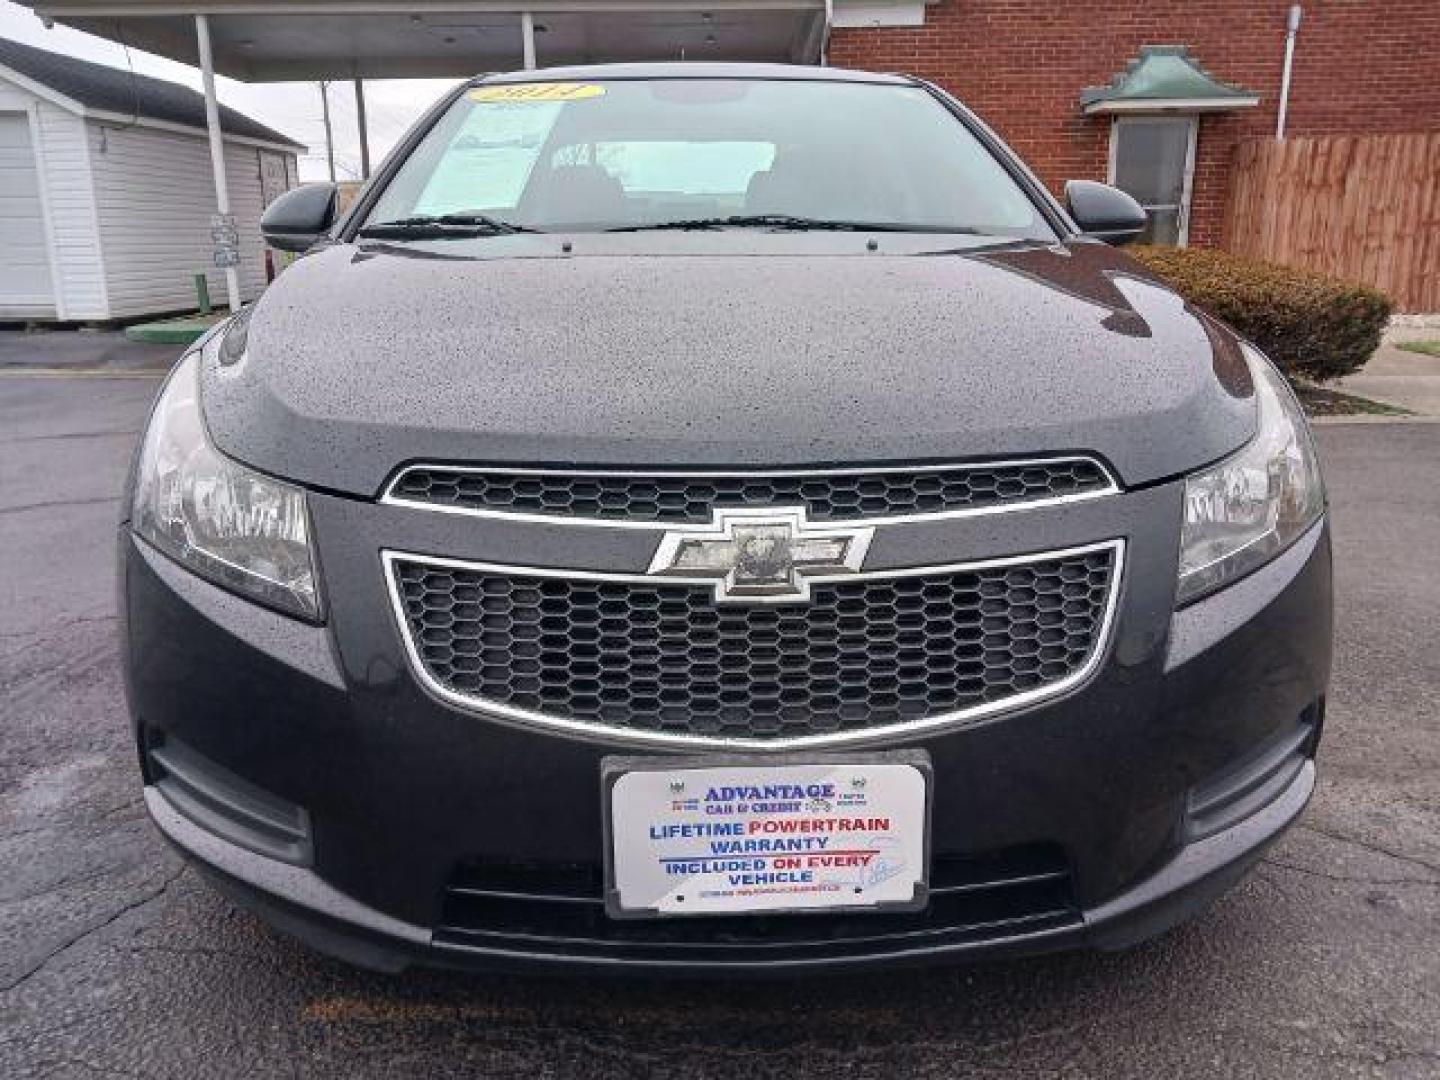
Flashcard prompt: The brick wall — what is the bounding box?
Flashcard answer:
[829,1,1440,247]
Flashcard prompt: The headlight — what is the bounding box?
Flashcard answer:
[1176,345,1325,605]
[132,350,321,620]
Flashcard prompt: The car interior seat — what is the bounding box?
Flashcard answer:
[530,164,628,226]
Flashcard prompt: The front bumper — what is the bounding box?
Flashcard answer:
[145,758,1314,974]
[121,484,1331,974]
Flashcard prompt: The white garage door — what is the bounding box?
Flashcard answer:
[0,113,56,316]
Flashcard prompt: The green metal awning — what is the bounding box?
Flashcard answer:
[1080,45,1259,115]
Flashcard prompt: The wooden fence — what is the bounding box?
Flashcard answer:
[1224,133,1440,313]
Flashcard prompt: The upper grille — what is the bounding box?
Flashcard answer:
[384,459,1115,524]
[387,543,1120,746]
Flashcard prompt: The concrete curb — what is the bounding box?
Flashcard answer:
[1310,414,1440,426]
[0,368,166,379]
[124,314,224,345]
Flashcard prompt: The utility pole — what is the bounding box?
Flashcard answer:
[318,80,337,182]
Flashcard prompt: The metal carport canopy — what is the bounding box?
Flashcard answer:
[19,1,830,80]
[18,0,829,313]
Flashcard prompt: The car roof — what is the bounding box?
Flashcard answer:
[476,62,916,87]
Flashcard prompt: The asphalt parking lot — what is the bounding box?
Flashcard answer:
[2,368,1437,1079]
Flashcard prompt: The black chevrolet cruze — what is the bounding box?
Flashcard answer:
[121,64,1331,973]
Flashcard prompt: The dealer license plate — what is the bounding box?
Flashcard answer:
[603,752,931,918]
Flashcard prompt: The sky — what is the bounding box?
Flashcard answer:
[0,0,456,180]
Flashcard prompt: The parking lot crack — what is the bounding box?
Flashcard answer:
[0,428,140,446]
[113,941,266,963]
[36,1055,145,1079]
[0,613,116,644]
[967,1021,1089,1058]
[0,802,137,842]
[1297,823,1440,877]
[0,494,119,518]
[1,866,126,906]
[0,865,185,996]
[1261,856,1440,888]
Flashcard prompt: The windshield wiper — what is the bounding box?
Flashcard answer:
[358,213,538,239]
[607,214,974,234]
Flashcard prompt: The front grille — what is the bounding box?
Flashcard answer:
[387,543,1119,746]
[385,459,1115,524]
[434,845,1079,961]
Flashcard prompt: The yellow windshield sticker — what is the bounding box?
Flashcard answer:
[469,83,605,104]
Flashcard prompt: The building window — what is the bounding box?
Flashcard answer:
[1107,116,1197,246]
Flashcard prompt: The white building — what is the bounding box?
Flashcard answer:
[0,38,302,322]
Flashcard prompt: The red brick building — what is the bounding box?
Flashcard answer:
[828,0,1440,248]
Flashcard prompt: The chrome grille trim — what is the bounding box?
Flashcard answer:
[380,457,1120,530]
[382,539,1125,750]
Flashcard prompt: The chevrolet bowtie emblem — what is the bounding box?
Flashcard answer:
[647,508,874,603]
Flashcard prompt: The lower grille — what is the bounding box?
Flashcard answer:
[435,845,1078,960]
[386,542,1120,746]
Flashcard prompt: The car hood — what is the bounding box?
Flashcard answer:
[203,236,1255,497]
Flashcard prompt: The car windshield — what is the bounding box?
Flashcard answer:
[363,78,1054,239]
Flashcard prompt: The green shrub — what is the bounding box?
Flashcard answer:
[1127,245,1392,382]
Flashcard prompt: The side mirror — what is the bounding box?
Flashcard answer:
[1065,180,1148,245]
[261,183,339,252]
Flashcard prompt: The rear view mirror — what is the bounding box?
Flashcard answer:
[1065,180,1147,246]
[262,183,339,252]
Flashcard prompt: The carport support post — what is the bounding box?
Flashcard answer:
[521,12,537,70]
[195,14,241,314]
[354,78,371,178]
